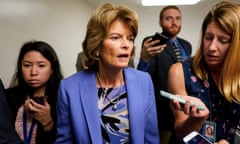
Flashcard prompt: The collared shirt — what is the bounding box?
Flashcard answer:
[169,38,188,60]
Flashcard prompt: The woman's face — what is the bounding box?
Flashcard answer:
[99,19,134,69]
[207,127,213,135]
[21,50,53,89]
[203,21,231,69]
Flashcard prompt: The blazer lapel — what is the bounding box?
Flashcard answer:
[124,69,144,143]
[80,71,102,143]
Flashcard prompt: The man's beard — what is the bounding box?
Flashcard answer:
[162,25,181,38]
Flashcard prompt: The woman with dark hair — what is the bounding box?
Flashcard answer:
[6,40,63,144]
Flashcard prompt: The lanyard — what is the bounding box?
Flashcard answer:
[23,110,36,144]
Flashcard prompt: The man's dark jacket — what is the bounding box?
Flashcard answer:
[148,37,191,128]
[0,79,24,144]
[138,34,192,143]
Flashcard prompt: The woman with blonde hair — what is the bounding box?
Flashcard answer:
[168,1,240,143]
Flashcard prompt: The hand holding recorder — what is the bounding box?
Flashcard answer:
[160,90,209,119]
[160,90,205,111]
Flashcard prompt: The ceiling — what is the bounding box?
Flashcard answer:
[83,0,240,9]
[83,0,143,8]
[82,0,216,8]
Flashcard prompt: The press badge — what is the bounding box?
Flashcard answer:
[202,120,216,143]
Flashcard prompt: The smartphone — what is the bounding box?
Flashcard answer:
[160,90,205,111]
[183,131,213,144]
[31,96,45,105]
[152,32,168,46]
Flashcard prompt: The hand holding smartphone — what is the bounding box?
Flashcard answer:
[160,90,205,111]
[183,131,212,144]
[152,32,168,46]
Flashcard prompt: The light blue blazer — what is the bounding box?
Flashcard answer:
[55,67,159,144]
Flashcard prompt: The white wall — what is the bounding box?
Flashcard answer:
[0,0,93,86]
[1,0,238,86]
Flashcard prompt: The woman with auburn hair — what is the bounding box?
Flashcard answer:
[55,3,159,144]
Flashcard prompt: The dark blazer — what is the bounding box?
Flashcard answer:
[0,79,24,144]
[137,34,192,136]
[149,36,192,129]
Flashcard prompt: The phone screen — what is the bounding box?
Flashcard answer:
[31,96,45,105]
[184,133,212,144]
[152,33,168,46]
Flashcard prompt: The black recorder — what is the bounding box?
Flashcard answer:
[152,32,168,46]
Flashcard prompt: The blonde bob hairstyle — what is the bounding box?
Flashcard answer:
[193,1,240,103]
[82,3,138,70]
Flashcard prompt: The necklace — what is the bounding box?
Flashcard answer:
[96,72,123,110]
